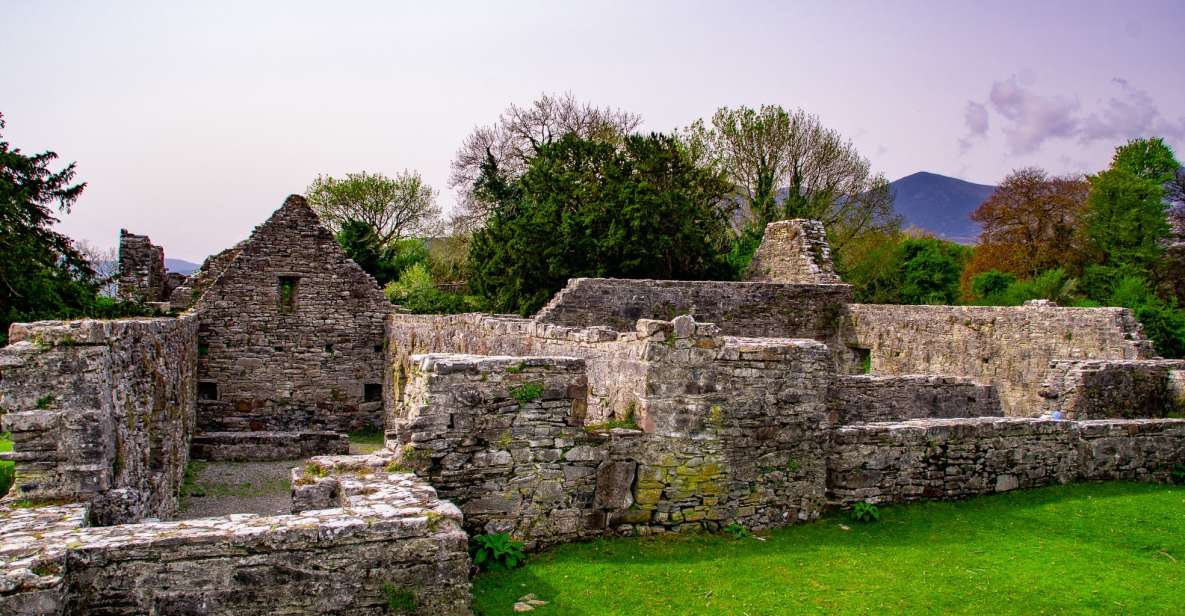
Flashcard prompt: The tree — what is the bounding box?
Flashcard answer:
[468,133,735,315]
[1,113,90,341]
[961,168,1090,294]
[897,237,970,305]
[1083,140,1177,273]
[0,113,147,344]
[335,219,430,287]
[449,93,641,228]
[683,105,899,253]
[306,171,440,245]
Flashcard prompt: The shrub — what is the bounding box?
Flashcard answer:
[723,523,752,539]
[850,501,881,523]
[384,263,480,315]
[470,532,526,571]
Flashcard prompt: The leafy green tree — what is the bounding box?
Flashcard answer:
[897,238,969,305]
[0,113,145,344]
[1083,139,1179,272]
[335,219,429,287]
[468,133,735,315]
[306,171,440,244]
[449,92,641,229]
[384,263,479,315]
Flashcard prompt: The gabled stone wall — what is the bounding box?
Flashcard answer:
[194,195,393,434]
[840,303,1155,416]
[0,317,197,524]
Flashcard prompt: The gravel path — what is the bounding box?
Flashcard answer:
[175,459,302,520]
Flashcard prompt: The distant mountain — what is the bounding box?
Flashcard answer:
[888,172,996,243]
[165,258,200,275]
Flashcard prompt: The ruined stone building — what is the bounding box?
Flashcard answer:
[1,201,1183,614]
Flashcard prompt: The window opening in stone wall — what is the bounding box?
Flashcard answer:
[850,347,872,374]
[364,383,382,402]
[278,276,299,314]
[198,381,219,400]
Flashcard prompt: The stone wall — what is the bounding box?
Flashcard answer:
[190,431,348,461]
[532,277,853,336]
[1041,359,1185,419]
[745,219,842,284]
[116,230,165,303]
[195,195,393,435]
[0,317,198,524]
[828,375,1002,424]
[827,417,1185,505]
[386,322,836,547]
[166,243,243,311]
[841,303,1155,416]
[387,313,649,425]
[0,474,470,615]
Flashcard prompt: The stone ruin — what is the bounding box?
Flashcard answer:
[1,197,1183,614]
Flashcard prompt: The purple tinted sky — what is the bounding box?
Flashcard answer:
[3,0,1184,261]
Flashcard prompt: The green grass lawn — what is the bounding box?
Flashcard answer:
[473,482,1185,615]
[0,433,13,497]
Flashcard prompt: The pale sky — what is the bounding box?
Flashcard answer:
[4,0,1184,262]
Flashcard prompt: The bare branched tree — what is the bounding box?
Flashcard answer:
[449,92,641,228]
[75,240,118,297]
[682,105,899,251]
[306,170,441,245]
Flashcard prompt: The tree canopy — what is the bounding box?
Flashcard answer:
[961,167,1089,295]
[450,92,641,229]
[0,113,144,343]
[683,105,899,252]
[468,133,735,315]
[306,170,440,245]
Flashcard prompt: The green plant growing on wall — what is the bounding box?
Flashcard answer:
[1171,464,1185,484]
[850,501,881,523]
[509,382,544,405]
[786,457,800,474]
[34,395,55,410]
[381,583,417,614]
[470,532,526,571]
[506,362,527,374]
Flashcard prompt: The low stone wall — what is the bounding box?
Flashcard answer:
[0,473,470,615]
[190,431,349,461]
[827,417,1185,505]
[841,303,1155,416]
[1041,359,1185,419]
[0,317,198,524]
[828,375,1002,424]
[387,313,651,425]
[533,277,853,337]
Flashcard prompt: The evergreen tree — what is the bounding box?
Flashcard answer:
[468,133,734,315]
